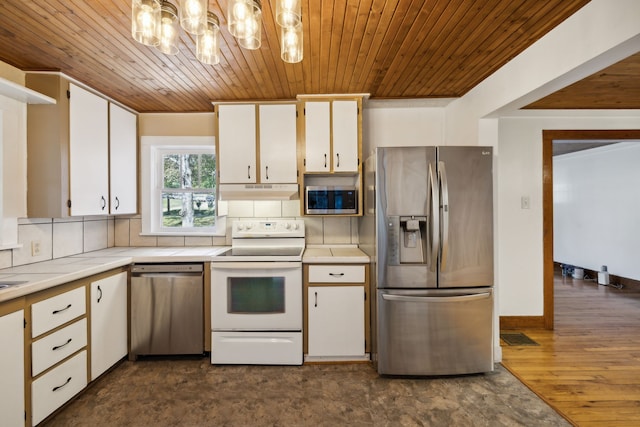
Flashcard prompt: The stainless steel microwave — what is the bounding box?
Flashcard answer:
[305,186,358,215]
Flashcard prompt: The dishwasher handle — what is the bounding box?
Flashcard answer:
[131,264,204,274]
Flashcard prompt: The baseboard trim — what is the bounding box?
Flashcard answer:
[500,316,545,330]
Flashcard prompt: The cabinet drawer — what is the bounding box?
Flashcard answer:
[32,318,87,376]
[308,265,365,283]
[32,286,86,338]
[31,350,87,426]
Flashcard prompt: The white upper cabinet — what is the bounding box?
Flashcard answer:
[69,83,109,216]
[218,104,257,183]
[109,103,137,214]
[218,103,298,184]
[259,104,297,183]
[304,101,331,172]
[26,73,138,217]
[331,100,359,172]
[303,99,360,173]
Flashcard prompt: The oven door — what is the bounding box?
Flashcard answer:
[211,262,302,331]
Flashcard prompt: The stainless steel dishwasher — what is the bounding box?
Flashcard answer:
[130,263,204,359]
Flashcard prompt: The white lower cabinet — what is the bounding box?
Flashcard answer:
[31,350,87,426]
[307,286,365,357]
[0,309,25,427]
[90,272,127,380]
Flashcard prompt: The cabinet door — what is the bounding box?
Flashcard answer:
[69,83,109,216]
[259,104,298,183]
[304,102,331,172]
[90,271,127,380]
[218,104,257,183]
[109,103,137,214]
[332,100,359,172]
[0,310,24,427]
[308,286,365,357]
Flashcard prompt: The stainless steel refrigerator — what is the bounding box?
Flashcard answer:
[359,146,494,376]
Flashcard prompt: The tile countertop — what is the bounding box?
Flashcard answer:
[302,246,370,264]
[0,246,229,303]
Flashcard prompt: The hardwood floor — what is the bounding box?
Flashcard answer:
[501,271,640,426]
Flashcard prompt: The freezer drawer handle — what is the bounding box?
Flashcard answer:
[52,377,72,392]
[52,304,72,315]
[52,338,72,351]
[382,292,491,303]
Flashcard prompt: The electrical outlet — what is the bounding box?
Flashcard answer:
[31,240,42,257]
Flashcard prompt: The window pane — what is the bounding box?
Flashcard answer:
[163,154,181,189]
[161,192,216,228]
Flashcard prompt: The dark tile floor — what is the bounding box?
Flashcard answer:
[44,358,569,426]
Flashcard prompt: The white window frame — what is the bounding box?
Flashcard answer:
[141,136,226,236]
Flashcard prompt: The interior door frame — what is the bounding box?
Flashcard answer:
[542,129,640,329]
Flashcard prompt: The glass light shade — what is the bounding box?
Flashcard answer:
[156,1,180,55]
[281,24,302,63]
[197,12,220,65]
[180,0,207,35]
[237,1,262,50]
[132,0,161,46]
[276,0,301,28]
[227,0,251,38]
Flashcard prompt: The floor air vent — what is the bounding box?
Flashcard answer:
[500,332,539,346]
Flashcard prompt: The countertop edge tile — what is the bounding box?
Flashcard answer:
[0,246,230,304]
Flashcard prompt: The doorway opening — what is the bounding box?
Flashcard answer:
[542,129,640,329]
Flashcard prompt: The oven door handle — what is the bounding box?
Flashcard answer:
[211,262,301,270]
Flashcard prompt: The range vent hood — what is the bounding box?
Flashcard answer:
[218,183,299,201]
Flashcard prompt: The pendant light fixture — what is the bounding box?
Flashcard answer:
[281,24,303,63]
[275,0,302,63]
[276,0,301,28]
[196,12,221,65]
[238,0,262,50]
[132,0,161,46]
[156,1,180,55]
[227,0,250,38]
[180,0,207,35]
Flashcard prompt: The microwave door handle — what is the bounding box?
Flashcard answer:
[429,162,439,271]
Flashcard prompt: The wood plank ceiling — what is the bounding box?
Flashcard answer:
[0,0,609,113]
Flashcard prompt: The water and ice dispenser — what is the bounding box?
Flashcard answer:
[386,216,428,265]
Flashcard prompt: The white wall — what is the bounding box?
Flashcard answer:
[554,142,640,280]
[363,100,448,156]
[497,112,640,316]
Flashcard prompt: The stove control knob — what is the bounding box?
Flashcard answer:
[246,223,253,230]
[284,223,291,229]
[293,223,300,230]
[237,224,244,231]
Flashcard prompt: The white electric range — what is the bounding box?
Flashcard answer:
[210,219,305,365]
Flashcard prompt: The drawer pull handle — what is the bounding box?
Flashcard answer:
[52,304,72,315]
[329,273,345,277]
[52,338,72,351]
[52,377,72,392]
[314,291,318,307]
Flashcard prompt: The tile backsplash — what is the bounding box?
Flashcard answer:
[0,200,358,269]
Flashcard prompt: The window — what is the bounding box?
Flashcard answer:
[158,149,216,230]
[141,136,225,235]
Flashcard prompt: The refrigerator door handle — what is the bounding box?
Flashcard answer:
[381,292,492,303]
[428,162,439,271]
[438,160,450,269]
